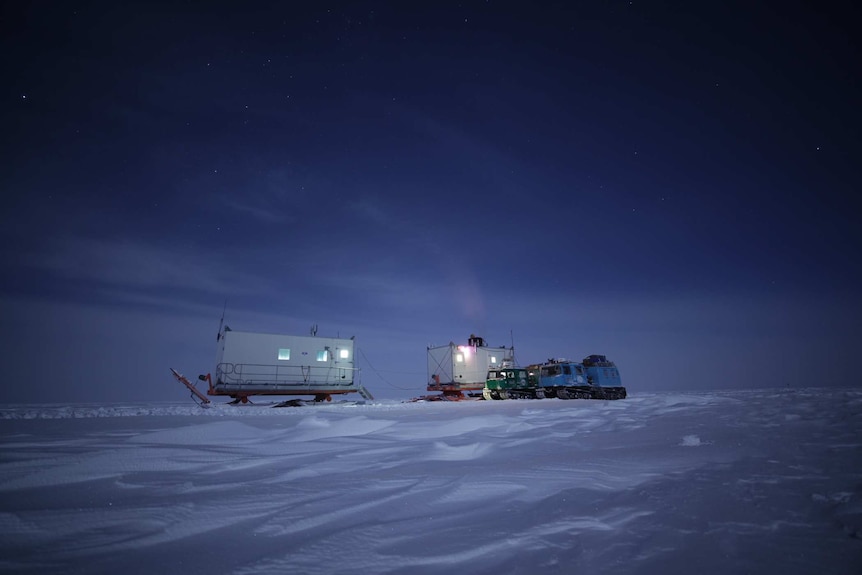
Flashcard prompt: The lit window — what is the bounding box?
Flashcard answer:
[455,353,464,363]
[339,349,349,359]
[490,356,497,364]
[317,350,329,361]
[278,348,290,360]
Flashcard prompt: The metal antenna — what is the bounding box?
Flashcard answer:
[217,299,227,340]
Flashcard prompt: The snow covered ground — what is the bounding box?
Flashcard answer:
[2,388,861,574]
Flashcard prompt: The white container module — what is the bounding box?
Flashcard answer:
[212,329,359,402]
[427,334,513,396]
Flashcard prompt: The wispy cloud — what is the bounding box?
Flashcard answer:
[25,236,276,297]
[350,196,392,228]
[218,195,291,224]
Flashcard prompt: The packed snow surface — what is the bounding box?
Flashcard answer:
[2,389,861,574]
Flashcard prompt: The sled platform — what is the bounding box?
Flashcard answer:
[408,390,485,402]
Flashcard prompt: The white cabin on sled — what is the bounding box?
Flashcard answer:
[211,328,363,403]
[426,334,513,396]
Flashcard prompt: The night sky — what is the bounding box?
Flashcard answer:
[2,1,860,402]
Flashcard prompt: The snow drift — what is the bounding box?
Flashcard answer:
[1,389,861,574]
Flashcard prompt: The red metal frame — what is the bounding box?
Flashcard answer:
[170,368,211,405]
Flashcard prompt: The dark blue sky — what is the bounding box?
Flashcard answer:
[2,1,860,402]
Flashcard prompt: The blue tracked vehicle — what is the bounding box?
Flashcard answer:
[484,355,626,401]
